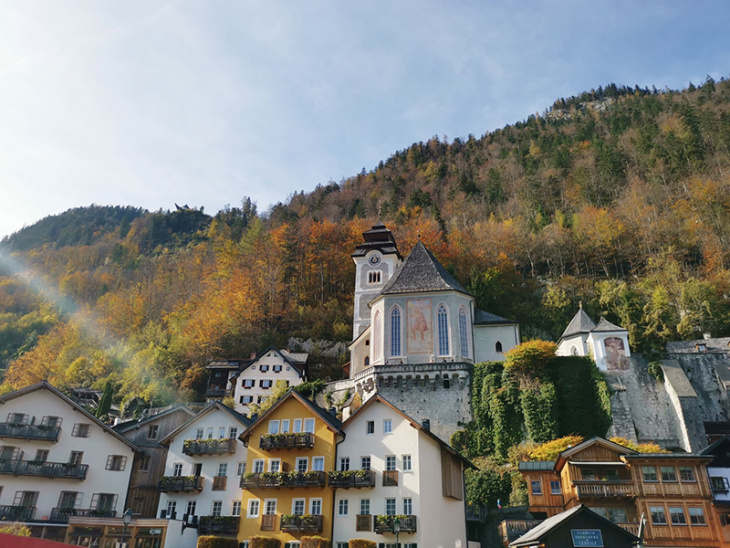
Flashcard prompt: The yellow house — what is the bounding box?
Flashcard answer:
[238,390,344,547]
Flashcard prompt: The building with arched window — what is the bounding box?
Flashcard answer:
[555,307,631,371]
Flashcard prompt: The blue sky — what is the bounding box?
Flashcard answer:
[1,1,729,238]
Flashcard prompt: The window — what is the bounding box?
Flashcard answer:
[340,457,350,471]
[195,428,204,439]
[293,419,302,433]
[605,469,619,481]
[385,498,396,515]
[437,304,449,356]
[232,501,241,516]
[265,499,277,515]
[310,498,322,515]
[186,501,196,516]
[550,480,561,494]
[650,506,667,525]
[269,420,280,434]
[106,455,127,471]
[217,463,228,477]
[402,455,412,471]
[360,499,370,515]
[679,467,695,482]
[337,543,349,548]
[247,499,260,518]
[0,446,18,461]
[173,463,183,477]
[42,416,61,428]
[212,501,222,517]
[366,421,375,435]
[69,451,84,465]
[403,497,412,515]
[7,413,27,425]
[269,459,281,473]
[166,500,177,517]
[240,395,253,404]
[661,466,677,482]
[296,457,308,472]
[260,365,269,372]
[257,396,265,404]
[139,455,150,471]
[253,459,265,474]
[582,468,596,480]
[373,311,381,358]
[229,427,238,439]
[273,365,282,373]
[72,423,91,438]
[711,476,730,492]
[669,507,686,525]
[531,480,542,495]
[459,307,469,358]
[383,419,392,434]
[689,507,706,525]
[313,457,325,471]
[496,341,503,353]
[361,457,371,470]
[237,462,246,476]
[304,418,315,433]
[207,427,214,439]
[243,379,255,389]
[386,456,396,471]
[260,380,273,389]
[390,307,401,357]
[292,499,305,515]
[338,499,348,516]
[642,466,658,482]
[281,420,290,433]
[58,491,80,509]
[218,427,226,439]
[147,425,159,439]
[34,449,48,463]
[368,271,381,284]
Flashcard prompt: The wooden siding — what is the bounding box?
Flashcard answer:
[524,471,564,513]
[631,461,713,499]
[441,448,464,500]
[567,445,625,463]
[639,499,722,547]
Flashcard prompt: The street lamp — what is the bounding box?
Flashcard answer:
[120,508,133,548]
[393,516,401,548]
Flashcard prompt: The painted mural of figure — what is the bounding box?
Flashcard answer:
[604,337,627,370]
[411,307,428,341]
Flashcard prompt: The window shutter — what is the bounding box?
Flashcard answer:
[106,455,113,470]
[120,456,127,471]
[90,493,99,510]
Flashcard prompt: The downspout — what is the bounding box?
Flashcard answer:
[332,431,346,544]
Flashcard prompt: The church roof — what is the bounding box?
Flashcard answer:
[474,309,516,325]
[351,223,401,258]
[592,316,627,333]
[378,240,472,297]
[560,308,597,339]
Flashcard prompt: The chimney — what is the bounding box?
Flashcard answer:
[422,419,430,431]
[329,407,337,416]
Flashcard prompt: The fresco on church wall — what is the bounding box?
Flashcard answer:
[407,299,432,354]
[604,337,629,370]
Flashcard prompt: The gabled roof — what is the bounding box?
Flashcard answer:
[592,316,627,333]
[0,381,141,453]
[235,346,308,378]
[554,437,636,472]
[160,401,251,445]
[342,394,475,470]
[474,309,516,326]
[239,389,343,443]
[377,240,471,297]
[113,404,195,434]
[510,504,639,547]
[560,308,596,340]
[699,435,730,456]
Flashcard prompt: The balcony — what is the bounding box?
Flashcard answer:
[183,438,237,456]
[617,522,640,536]
[0,460,88,480]
[0,505,36,522]
[205,388,232,399]
[212,476,227,490]
[466,503,488,523]
[382,470,398,487]
[374,515,417,534]
[261,514,276,531]
[498,520,542,544]
[198,516,239,535]
[240,471,326,489]
[158,476,204,493]
[260,432,315,451]
[328,470,376,489]
[50,507,117,522]
[0,423,60,442]
[356,514,372,532]
[280,514,323,533]
[574,480,635,498]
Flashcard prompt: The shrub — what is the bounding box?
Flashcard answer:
[528,435,584,461]
[301,536,331,548]
[249,537,282,548]
[349,540,376,548]
[197,536,239,548]
[504,340,557,382]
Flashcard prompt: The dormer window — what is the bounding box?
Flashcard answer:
[368,271,381,284]
[697,344,707,352]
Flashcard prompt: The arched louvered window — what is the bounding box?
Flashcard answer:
[459,307,469,358]
[437,304,449,356]
[390,307,402,357]
[373,311,381,360]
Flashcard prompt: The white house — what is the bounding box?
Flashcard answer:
[0,381,139,542]
[157,401,251,544]
[332,394,472,548]
[555,307,631,371]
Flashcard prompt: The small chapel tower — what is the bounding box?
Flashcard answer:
[351,223,402,339]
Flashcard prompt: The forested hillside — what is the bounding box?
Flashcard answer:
[1,77,730,409]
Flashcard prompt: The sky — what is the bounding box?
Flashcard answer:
[1,1,729,239]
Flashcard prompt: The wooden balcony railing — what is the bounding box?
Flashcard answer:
[183,438,236,456]
[50,507,117,522]
[158,475,204,492]
[374,515,417,534]
[240,471,326,489]
[0,505,36,522]
[205,388,232,398]
[382,470,398,486]
[212,475,227,490]
[617,522,640,536]
[260,432,315,450]
[280,514,323,533]
[498,520,542,543]
[260,514,276,531]
[198,516,239,535]
[328,469,376,488]
[0,459,87,480]
[574,480,635,498]
[356,514,372,531]
[0,423,60,442]
[466,503,488,522]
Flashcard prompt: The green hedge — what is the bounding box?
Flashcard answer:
[349,540,376,548]
[301,536,331,548]
[197,536,239,548]
[250,537,281,548]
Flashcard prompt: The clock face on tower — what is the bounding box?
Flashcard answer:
[368,254,381,266]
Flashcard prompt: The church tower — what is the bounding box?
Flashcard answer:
[351,223,402,339]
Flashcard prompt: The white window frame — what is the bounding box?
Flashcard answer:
[281,419,290,433]
[339,457,350,471]
[237,461,246,476]
[293,419,302,433]
[383,419,393,434]
[212,501,223,517]
[253,459,265,474]
[232,501,241,516]
[296,457,308,472]
[264,499,277,515]
[268,459,281,473]
[437,302,450,356]
[360,498,370,515]
[304,418,315,433]
[269,420,280,434]
[292,498,306,515]
[312,456,325,471]
[402,455,412,471]
[310,498,323,516]
[247,498,260,518]
[338,498,348,516]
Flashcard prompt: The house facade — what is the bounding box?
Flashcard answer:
[555,307,631,371]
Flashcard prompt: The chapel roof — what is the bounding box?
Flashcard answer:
[592,316,627,333]
[474,309,516,325]
[559,307,596,339]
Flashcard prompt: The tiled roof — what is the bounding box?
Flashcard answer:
[592,316,626,333]
[666,337,730,354]
[474,309,515,325]
[560,308,596,339]
[517,460,555,471]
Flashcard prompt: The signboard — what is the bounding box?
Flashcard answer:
[571,529,603,547]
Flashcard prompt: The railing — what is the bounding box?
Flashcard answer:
[50,507,117,522]
[260,432,315,450]
[466,503,488,522]
[280,514,323,533]
[0,423,60,442]
[498,520,543,543]
[183,438,236,456]
[240,471,327,489]
[328,470,376,488]
[374,515,417,533]
[261,514,276,531]
[574,480,635,497]
[382,470,398,486]
[0,460,88,479]
[158,476,204,492]
[356,514,372,532]
[0,505,36,522]
[205,388,232,398]
[212,476,227,490]
[617,522,640,536]
[198,516,239,535]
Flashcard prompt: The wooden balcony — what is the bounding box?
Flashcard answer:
[574,480,635,498]
[617,522,640,536]
[50,507,117,522]
[183,438,236,456]
[356,514,372,532]
[466,503,488,522]
[158,476,204,492]
[382,470,398,486]
[280,514,323,533]
[0,423,60,442]
[0,505,35,522]
[212,475,227,490]
[260,432,315,450]
[198,516,239,535]
[205,388,232,399]
[240,471,326,489]
[328,469,376,488]
[374,515,417,534]
[498,520,542,544]
[0,459,88,480]
[260,514,276,531]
